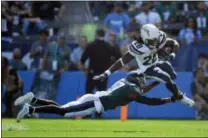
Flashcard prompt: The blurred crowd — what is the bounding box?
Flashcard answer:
[2,1,64,37]
[90,1,208,45]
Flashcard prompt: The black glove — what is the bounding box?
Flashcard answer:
[93,73,108,81]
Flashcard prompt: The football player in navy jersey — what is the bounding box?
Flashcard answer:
[15,72,176,122]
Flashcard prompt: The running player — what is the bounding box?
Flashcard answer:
[93,24,194,107]
[15,72,176,122]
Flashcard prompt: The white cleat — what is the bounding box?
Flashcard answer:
[14,92,34,106]
[16,103,30,123]
[180,94,195,107]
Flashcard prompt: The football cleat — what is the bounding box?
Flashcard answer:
[180,93,195,107]
[14,92,34,106]
[16,103,30,123]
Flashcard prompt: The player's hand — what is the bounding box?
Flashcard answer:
[165,53,176,61]
[93,73,108,81]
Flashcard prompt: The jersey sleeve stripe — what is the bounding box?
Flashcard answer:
[129,44,144,55]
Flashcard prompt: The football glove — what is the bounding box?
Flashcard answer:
[93,73,108,81]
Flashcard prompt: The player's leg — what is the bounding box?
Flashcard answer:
[94,79,107,118]
[16,101,96,122]
[145,66,195,107]
[14,92,59,106]
[156,61,177,80]
[17,93,104,122]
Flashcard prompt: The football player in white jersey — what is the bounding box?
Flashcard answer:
[94,24,195,107]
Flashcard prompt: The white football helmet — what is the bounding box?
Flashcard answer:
[140,24,160,49]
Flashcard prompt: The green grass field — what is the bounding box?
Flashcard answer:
[2,119,208,137]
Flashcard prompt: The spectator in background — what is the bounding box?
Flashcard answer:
[119,19,140,52]
[31,1,65,36]
[32,2,65,21]
[198,53,208,72]
[41,33,71,74]
[178,17,202,45]
[80,29,120,118]
[107,32,119,47]
[31,34,70,101]
[155,1,177,23]
[42,33,71,73]
[2,1,13,37]
[104,3,130,40]
[2,57,23,118]
[30,30,49,71]
[196,2,208,34]
[10,48,27,71]
[10,1,27,36]
[127,1,143,12]
[191,68,208,119]
[135,2,162,26]
[71,35,89,70]
[20,1,45,36]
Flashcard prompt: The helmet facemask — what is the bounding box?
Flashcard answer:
[144,38,159,50]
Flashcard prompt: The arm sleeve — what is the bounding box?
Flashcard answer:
[135,96,170,106]
[104,14,110,27]
[123,14,130,28]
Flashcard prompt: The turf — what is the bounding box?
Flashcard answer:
[2,119,208,137]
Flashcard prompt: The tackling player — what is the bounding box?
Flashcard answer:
[93,24,194,107]
[15,72,176,122]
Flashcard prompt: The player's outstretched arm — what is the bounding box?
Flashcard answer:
[93,52,134,81]
[135,96,176,106]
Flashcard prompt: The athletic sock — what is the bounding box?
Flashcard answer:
[31,105,65,116]
[165,82,183,100]
[31,97,59,106]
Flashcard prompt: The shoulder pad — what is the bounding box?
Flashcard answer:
[129,41,145,55]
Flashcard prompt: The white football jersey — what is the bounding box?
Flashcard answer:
[128,41,158,73]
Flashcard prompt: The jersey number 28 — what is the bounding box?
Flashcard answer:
[143,54,157,65]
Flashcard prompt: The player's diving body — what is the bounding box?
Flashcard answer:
[15,72,177,122]
[93,24,195,107]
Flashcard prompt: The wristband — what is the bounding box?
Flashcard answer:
[105,70,111,76]
[119,58,125,66]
